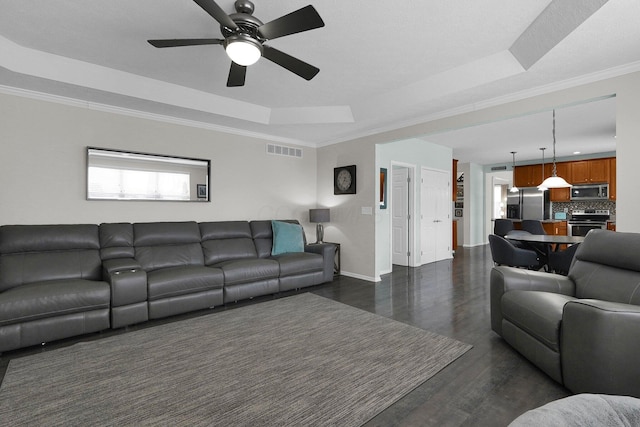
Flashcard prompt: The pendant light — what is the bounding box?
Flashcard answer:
[537,147,547,191]
[509,151,519,193]
[539,109,572,189]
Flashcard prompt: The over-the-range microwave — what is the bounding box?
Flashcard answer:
[570,184,609,200]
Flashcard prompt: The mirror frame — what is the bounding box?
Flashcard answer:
[86,147,211,202]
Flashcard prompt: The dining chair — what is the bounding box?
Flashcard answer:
[547,243,581,275]
[522,220,546,235]
[494,219,514,237]
[488,234,542,270]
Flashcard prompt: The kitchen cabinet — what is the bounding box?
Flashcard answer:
[514,164,543,187]
[570,159,610,184]
[543,221,567,236]
[609,157,616,200]
[607,222,616,231]
[544,162,571,201]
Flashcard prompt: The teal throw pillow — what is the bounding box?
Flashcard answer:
[271,220,304,255]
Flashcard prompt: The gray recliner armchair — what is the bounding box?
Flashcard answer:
[490,229,640,397]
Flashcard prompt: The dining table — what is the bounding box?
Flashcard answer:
[505,233,585,271]
[505,233,585,248]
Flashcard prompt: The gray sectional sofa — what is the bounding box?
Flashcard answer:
[490,229,640,397]
[0,220,335,353]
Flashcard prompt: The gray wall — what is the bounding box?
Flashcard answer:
[0,92,318,236]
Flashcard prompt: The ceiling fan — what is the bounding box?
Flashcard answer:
[148,0,325,87]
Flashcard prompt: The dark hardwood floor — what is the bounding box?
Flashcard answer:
[313,245,570,426]
[0,245,569,426]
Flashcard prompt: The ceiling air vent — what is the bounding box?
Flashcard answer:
[266,143,303,159]
[491,166,508,171]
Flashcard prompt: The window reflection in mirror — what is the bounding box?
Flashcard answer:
[87,147,210,201]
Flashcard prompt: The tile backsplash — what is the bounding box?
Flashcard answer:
[552,200,616,218]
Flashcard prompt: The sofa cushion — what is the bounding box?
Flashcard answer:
[99,223,135,260]
[0,224,102,291]
[213,259,279,285]
[502,290,576,352]
[134,222,205,272]
[200,221,258,265]
[146,266,224,301]
[271,221,304,255]
[273,252,324,277]
[0,279,110,327]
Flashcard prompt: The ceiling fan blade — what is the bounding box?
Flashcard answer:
[193,0,238,30]
[262,45,319,81]
[257,5,324,40]
[148,38,224,48]
[227,62,247,87]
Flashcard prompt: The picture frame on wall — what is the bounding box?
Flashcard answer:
[379,168,387,209]
[197,184,207,199]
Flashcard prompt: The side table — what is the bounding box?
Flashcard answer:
[324,242,341,277]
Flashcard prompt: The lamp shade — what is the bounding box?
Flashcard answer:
[539,175,572,189]
[309,208,330,223]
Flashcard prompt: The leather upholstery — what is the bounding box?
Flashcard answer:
[0,279,109,326]
[200,221,258,265]
[0,224,102,291]
[99,224,149,327]
[491,229,640,397]
[0,224,109,352]
[0,219,335,352]
[99,222,135,260]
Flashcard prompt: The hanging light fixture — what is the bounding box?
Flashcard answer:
[539,109,572,189]
[509,151,519,193]
[537,147,547,191]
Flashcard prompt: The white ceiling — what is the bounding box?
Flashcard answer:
[1,0,637,164]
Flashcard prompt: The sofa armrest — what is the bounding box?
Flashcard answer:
[305,243,335,283]
[490,266,575,336]
[101,258,147,308]
[102,258,142,277]
[561,299,640,396]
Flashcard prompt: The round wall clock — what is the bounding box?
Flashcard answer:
[334,165,356,195]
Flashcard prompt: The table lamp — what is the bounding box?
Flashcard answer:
[309,208,330,244]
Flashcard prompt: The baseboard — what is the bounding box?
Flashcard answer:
[339,271,378,283]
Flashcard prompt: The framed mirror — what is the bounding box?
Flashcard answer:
[87,147,210,202]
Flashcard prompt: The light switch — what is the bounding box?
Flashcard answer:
[361,206,373,215]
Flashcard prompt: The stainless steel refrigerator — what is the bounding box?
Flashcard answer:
[506,188,550,220]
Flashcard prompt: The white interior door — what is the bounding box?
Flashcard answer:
[421,168,451,264]
[392,167,409,266]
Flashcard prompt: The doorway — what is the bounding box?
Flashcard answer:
[420,168,452,264]
[391,164,415,267]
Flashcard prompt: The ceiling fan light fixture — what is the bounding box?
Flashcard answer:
[225,34,263,66]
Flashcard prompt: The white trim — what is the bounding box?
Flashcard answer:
[316,60,640,148]
[339,271,378,283]
[0,84,317,148]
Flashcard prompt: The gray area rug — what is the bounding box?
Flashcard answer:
[0,293,471,426]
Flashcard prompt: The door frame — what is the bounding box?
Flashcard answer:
[420,166,453,264]
[390,161,417,268]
